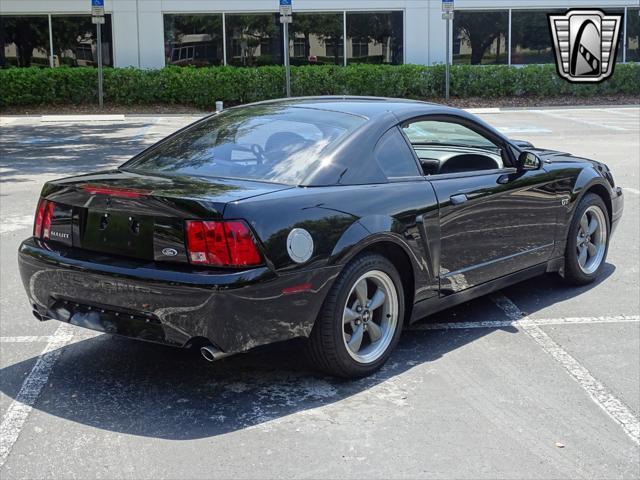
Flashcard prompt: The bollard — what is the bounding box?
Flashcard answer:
[215,101,224,113]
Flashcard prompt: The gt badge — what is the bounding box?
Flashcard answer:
[287,228,314,263]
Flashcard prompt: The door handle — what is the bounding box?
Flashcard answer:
[450,194,468,205]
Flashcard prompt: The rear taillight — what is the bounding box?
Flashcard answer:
[33,199,55,240]
[185,220,262,267]
[33,199,47,238]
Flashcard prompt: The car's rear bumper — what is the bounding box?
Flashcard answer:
[18,238,339,353]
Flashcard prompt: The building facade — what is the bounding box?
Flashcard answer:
[1,0,638,70]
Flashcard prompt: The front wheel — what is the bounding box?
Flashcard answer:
[562,193,610,285]
[306,253,404,378]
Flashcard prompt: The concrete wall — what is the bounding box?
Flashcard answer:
[1,0,637,68]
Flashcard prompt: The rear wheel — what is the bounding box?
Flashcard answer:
[306,253,404,378]
[562,193,610,285]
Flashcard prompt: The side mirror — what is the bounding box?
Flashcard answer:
[517,151,542,171]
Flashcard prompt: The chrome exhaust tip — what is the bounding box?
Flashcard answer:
[200,345,232,362]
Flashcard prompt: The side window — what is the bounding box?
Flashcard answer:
[374,128,420,179]
[402,119,504,175]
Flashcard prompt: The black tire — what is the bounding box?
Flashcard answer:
[306,253,405,378]
[562,193,610,285]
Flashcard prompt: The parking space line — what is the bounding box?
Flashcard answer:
[0,324,74,469]
[531,110,629,131]
[490,294,640,446]
[0,336,53,343]
[624,187,640,195]
[407,314,639,331]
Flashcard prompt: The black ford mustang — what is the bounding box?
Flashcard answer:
[18,97,624,378]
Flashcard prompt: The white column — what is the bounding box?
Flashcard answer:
[405,1,431,65]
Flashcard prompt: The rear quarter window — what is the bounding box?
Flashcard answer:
[374,128,421,179]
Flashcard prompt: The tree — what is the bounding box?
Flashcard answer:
[455,11,507,65]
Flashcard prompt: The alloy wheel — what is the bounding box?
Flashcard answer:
[342,270,399,364]
[576,205,607,275]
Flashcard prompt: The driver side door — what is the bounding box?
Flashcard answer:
[402,115,558,295]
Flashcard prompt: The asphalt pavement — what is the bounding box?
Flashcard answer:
[0,107,638,479]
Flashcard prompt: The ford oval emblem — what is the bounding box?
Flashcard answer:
[162,248,178,257]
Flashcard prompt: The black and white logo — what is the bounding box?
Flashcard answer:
[548,9,623,84]
[161,248,178,257]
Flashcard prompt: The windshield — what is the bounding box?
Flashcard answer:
[122,105,366,185]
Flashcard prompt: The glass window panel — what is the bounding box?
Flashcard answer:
[346,12,403,65]
[163,14,223,67]
[225,13,282,66]
[0,15,50,67]
[374,128,420,179]
[511,10,563,64]
[626,8,639,62]
[604,9,625,64]
[51,15,113,67]
[123,105,365,185]
[290,13,343,65]
[453,11,508,65]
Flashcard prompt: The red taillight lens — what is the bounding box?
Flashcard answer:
[34,199,47,238]
[224,221,262,266]
[185,220,261,267]
[42,201,55,240]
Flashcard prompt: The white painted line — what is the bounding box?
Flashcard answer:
[0,215,33,234]
[0,323,74,468]
[41,114,125,122]
[595,108,640,118]
[531,110,629,132]
[497,126,552,134]
[465,108,501,114]
[408,314,639,331]
[490,294,640,446]
[623,187,640,195]
[0,336,53,343]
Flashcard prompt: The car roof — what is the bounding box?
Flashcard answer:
[240,96,462,120]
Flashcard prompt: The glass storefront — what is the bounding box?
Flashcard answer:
[51,15,113,67]
[453,11,508,65]
[164,14,223,67]
[1,14,113,68]
[290,13,343,65]
[346,11,403,65]
[225,13,282,67]
[0,16,50,67]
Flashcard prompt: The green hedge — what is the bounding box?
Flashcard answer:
[1,63,638,108]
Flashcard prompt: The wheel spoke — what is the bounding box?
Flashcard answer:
[580,214,589,235]
[368,288,386,311]
[587,241,597,257]
[347,324,364,352]
[587,217,598,235]
[343,307,360,325]
[367,321,382,343]
[355,279,368,307]
[578,245,588,267]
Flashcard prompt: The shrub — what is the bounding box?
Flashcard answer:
[1,63,638,108]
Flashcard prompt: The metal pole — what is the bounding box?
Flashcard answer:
[48,14,54,68]
[283,19,291,97]
[445,16,450,100]
[97,21,104,108]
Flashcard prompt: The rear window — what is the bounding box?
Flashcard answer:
[122,106,366,185]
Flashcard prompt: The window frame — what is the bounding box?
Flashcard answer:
[399,114,518,180]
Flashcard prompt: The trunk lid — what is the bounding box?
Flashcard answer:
[41,170,291,263]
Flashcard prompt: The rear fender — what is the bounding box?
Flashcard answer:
[329,215,438,303]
